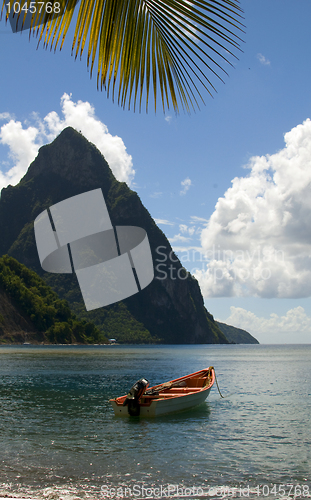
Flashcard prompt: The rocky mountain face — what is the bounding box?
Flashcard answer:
[0,127,228,344]
[216,321,259,344]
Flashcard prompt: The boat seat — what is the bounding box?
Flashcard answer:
[186,378,208,387]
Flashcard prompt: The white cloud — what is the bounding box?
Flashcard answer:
[152,216,206,260]
[223,306,311,342]
[165,115,172,124]
[172,245,203,253]
[150,192,163,199]
[169,233,192,243]
[0,120,40,189]
[196,118,311,299]
[190,215,209,223]
[0,93,134,191]
[168,221,200,249]
[154,218,175,226]
[179,224,195,236]
[257,53,271,66]
[180,177,192,195]
[162,216,209,259]
[0,112,12,121]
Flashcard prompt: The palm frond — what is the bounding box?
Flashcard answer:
[1,0,245,113]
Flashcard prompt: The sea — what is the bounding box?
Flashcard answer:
[0,344,310,500]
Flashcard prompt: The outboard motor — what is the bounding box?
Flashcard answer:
[123,378,149,416]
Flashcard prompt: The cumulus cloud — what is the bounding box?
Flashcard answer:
[257,53,271,66]
[0,93,134,191]
[195,118,311,299]
[0,120,40,189]
[168,215,209,258]
[180,224,195,236]
[180,177,192,195]
[223,306,311,342]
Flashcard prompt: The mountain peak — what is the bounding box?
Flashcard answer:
[23,127,113,188]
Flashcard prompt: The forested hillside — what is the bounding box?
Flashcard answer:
[0,255,106,344]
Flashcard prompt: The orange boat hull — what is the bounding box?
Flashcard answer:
[110,367,215,417]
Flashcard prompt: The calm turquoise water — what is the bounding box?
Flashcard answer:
[0,344,310,500]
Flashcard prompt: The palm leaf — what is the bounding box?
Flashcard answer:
[1,0,244,112]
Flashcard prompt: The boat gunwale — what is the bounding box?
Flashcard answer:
[110,367,215,407]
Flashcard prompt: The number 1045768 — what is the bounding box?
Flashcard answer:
[6,2,61,15]
[255,484,310,497]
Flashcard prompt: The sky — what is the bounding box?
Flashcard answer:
[1,0,311,344]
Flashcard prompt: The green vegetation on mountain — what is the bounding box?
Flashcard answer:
[0,255,107,344]
[216,321,259,344]
[71,300,158,344]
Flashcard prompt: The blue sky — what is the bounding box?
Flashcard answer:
[1,0,311,343]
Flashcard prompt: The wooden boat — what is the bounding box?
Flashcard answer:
[110,367,215,417]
